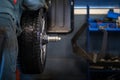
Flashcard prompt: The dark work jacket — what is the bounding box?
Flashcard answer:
[0,0,45,35]
[0,0,23,34]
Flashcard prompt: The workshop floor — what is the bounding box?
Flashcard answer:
[20,58,87,80]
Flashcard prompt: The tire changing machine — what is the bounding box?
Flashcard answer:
[18,0,74,74]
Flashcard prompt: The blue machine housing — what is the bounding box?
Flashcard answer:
[89,22,120,31]
[89,10,120,31]
[107,10,120,19]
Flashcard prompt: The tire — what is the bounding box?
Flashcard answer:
[18,10,47,74]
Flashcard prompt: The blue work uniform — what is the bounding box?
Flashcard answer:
[0,0,45,80]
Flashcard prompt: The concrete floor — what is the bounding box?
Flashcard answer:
[20,58,87,80]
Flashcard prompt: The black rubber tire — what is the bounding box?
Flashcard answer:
[18,10,47,74]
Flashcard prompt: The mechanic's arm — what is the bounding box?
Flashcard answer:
[23,0,46,10]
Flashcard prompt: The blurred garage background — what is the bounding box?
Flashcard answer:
[20,0,120,80]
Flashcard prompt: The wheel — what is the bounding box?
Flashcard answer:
[18,10,47,74]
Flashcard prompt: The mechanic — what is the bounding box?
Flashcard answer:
[0,0,45,80]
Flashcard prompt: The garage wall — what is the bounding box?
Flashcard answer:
[75,0,120,8]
